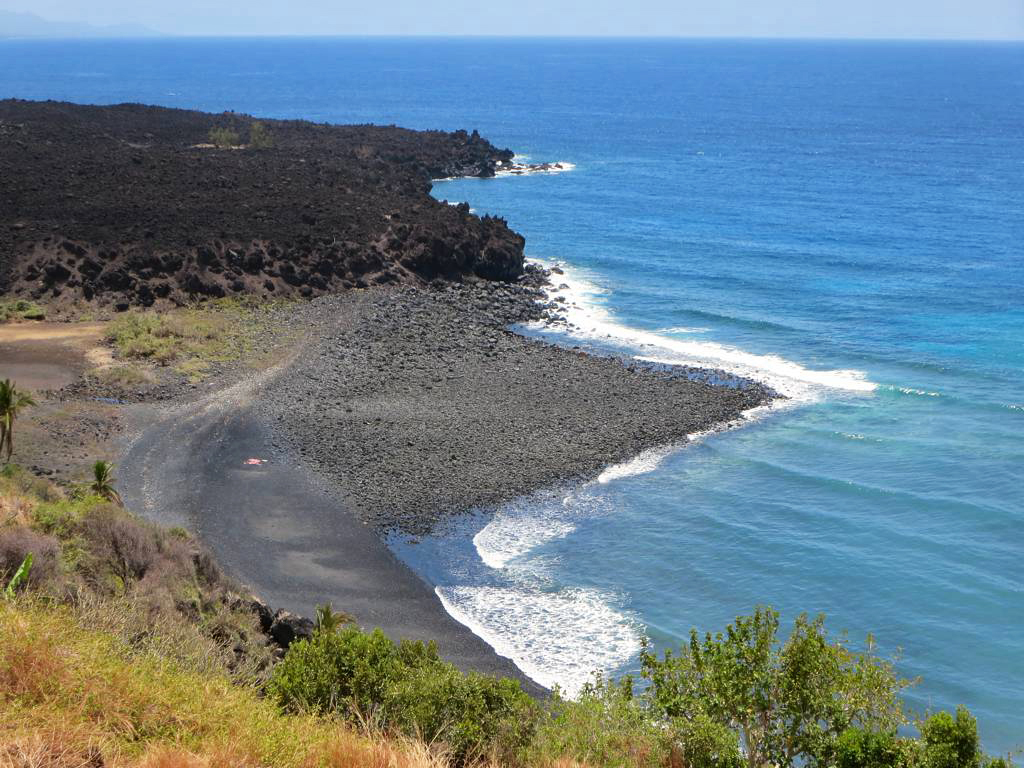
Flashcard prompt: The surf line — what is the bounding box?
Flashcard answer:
[433,258,879,693]
[530,257,876,402]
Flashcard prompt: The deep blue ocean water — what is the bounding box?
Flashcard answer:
[1,37,1021,751]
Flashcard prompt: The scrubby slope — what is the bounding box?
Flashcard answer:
[0,599,450,768]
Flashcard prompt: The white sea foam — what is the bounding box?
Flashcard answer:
[494,161,577,177]
[532,259,876,401]
[658,325,710,334]
[896,386,941,397]
[433,159,576,183]
[476,447,679,574]
[435,585,643,696]
[473,486,611,571]
[596,445,676,483]
[473,511,576,570]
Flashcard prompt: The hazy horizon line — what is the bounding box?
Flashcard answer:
[3,32,1024,43]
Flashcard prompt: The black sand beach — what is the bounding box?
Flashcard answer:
[119,283,773,683]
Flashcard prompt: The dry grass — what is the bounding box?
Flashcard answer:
[0,601,483,768]
[0,730,105,768]
[86,365,153,388]
[103,297,294,382]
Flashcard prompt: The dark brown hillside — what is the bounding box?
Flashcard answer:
[0,100,524,310]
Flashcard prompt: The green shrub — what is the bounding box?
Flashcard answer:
[0,299,45,322]
[249,121,273,149]
[208,126,240,148]
[530,676,668,768]
[106,312,177,362]
[836,728,906,768]
[32,495,102,539]
[387,663,537,763]
[269,627,409,717]
[673,713,746,768]
[104,304,265,381]
[641,607,910,768]
[922,708,982,768]
[268,627,537,764]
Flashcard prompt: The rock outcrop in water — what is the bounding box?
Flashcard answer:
[0,100,524,310]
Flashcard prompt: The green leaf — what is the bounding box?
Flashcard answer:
[4,552,33,599]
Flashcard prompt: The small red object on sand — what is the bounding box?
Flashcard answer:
[244,458,266,465]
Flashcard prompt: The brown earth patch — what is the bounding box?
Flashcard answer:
[0,322,106,391]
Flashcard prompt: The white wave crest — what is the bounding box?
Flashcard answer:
[597,445,675,484]
[533,259,876,401]
[896,386,941,398]
[495,161,576,177]
[658,326,710,334]
[473,512,576,570]
[435,585,643,696]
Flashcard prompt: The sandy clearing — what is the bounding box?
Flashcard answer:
[0,322,106,344]
[0,322,109,391]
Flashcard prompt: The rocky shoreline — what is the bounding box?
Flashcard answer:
[256,280,774,535]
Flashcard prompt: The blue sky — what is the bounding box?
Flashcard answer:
[2,0,1022,40]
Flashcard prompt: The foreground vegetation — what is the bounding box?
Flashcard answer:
[0,465,1016,768]
[0,464,274,679]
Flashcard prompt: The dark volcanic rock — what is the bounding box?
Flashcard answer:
[268,610,316,648]
[257,285,775,535]
[0,100,524,309]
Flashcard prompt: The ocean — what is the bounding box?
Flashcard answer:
[1,37,1020,751]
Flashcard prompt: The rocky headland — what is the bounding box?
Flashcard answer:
[0,100,525,312]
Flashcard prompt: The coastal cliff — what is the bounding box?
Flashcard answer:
[0,100,525,311]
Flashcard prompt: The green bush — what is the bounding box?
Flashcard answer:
[836,728,906,768]
[106,312,177,363]
[268,626,537,763]
[387,663,538,763]
[530,676,668,768]
[269,627,411,717]
[922,708,983,768]
[0,299,45,322]
[673,713,746,768]
[249,121,273,149]
[641,607,910,768]
[208,126,240,148]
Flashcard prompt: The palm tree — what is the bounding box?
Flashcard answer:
[314,602,348,635]
[91,460,123,506]
[0,379,36,463]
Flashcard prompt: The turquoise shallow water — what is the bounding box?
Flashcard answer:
[1,37,1021,751]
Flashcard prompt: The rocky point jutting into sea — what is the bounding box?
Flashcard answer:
[0,99,526,309]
